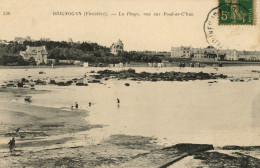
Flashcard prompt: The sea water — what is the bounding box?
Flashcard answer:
[1,66,260,146]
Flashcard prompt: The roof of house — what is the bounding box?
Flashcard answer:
[111,39,124,48]
[117,39,123,46]
[25,46,48,54]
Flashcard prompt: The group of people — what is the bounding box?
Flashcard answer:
[71,102,79,111]
[70,101,93,111]
[7,98,122,152]
[70,98,120,111]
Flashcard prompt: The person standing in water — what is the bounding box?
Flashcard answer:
[117,98,120,108]
[75,102,78,109]
[8,137,15,152]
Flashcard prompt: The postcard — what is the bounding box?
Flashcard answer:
[0,0,260,167]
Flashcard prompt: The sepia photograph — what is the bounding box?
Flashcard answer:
[0,0,260,167]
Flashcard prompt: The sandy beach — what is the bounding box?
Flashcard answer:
[1,66,260,167]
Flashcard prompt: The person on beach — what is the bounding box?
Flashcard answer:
[8,137,15,152]
[75,102,78,109]
[71,105,74,111]
[89,102,91,107]
[117,98,120,104]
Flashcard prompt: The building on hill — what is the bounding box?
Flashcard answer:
[20,46,48,64]
[0,40,9,44]
[14,36,31,44]
[237,51,260,61]
[110,39,124,55]
[171,45,260,61]
[40,38,51,41]
[193,48,206,59]
[171,46,192,58]
[193,48,231,61]
[224,50,238,60]
[14,37,25,44]
[67,38,73,43]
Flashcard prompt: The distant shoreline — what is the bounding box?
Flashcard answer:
[1,61,260,69]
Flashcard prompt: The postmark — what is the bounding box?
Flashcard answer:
[218,0,255,25]
[204,1,259,50]
[204,7,224,49]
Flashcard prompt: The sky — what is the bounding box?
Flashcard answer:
[0,0,259,51]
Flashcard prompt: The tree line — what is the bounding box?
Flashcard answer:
[0,40,163,65]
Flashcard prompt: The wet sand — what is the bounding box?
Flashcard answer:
[0,88,102,137]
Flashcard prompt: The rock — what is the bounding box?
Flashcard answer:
[125,83,130,86]
[6,83,15,87]
[76,82,84,86]
[49,80,56,84]
[57,82,68,86]
[92,70,227,82]
[252,70,260,73]
[24,96,32,102]
[17,82,24,87]
[94,75,102,79]
[92,80,100,83]
[66,80,73,85]
[39,71,46,74]
[1,85,7,88]
[222,146,246,150]
[21,78,29,83]
[127,69,136,74]
[163,143,214,153]
[35,79,46,85]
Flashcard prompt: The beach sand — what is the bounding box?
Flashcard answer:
[0,90,259,168]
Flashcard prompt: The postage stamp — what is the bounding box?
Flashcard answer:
[218,0,255,25]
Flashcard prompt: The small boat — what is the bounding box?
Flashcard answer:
[24,96,32,102]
